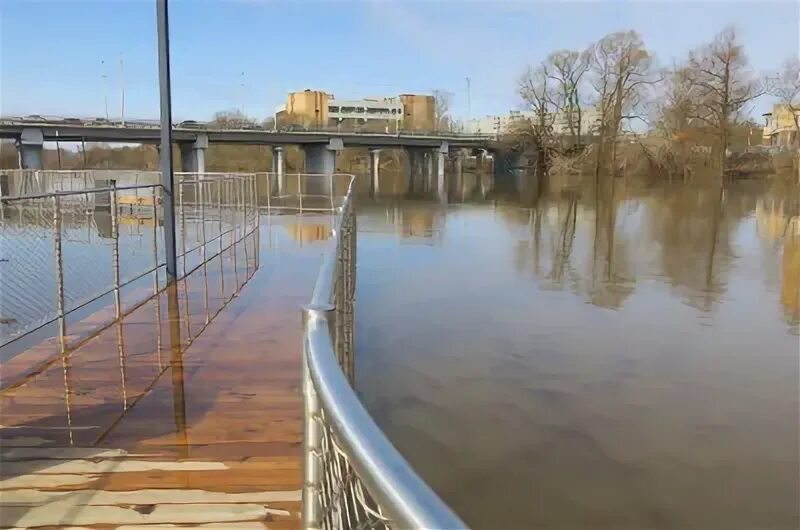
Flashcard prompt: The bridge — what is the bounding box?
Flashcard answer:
[0,118,498,181]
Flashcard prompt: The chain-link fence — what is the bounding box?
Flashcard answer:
[299,174,466,530]
[0,171,258,351]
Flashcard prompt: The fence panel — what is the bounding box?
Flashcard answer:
[1,170,257,351]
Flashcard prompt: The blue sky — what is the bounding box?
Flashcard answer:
[1,0,797,122]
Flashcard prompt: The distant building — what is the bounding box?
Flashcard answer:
[278,90,434,132]
[465,108,601,137]
[284,90,330,129]
[763,104,800,146]
[399,94,435,132]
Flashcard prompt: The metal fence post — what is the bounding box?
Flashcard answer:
[243,177,250,274]
[179,177,186,277]
[253,174,260,269]
[199,176,206,262]
[232,178,239,289]
[217,178,224,256]
[152,186,160,295]
[217,179,225,297]
[52,195,67,352]
[110,185,121,319]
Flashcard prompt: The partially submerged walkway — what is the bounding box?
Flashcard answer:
[0,214,335,529]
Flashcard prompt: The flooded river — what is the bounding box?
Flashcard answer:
[355,178,799,529]
[2,166,797,528]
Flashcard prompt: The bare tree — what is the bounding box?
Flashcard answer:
[768,56,800,140]
[685,26,763,171]
[546,49,590,150]
[212,108,254,128]
[645,65,707,176]
[657,66,699,137]
[432,90,453,132]
[589,31,656,178]
[769,57,800,179]
[517,64,559,173]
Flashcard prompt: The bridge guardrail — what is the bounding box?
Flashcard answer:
[0,117,496,141]
[298,173,467,529]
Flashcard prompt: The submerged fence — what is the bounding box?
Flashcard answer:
[0,170,258,350]
[298,174,466,529]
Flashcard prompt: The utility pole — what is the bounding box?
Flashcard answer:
[157,0,177,282]
[240,71,246,125]
[101,60,109,120]
[465,76,472,123]
[119,54,126,125]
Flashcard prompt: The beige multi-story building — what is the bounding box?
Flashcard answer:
[763,104,800,146]
[278,90,435,132]
[284,90,330,129]
[399,94,435,132]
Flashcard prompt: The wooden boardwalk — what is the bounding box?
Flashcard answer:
[1,217,333,529]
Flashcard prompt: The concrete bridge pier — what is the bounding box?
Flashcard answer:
[406,147,428,194]
[179,133,208,173]
[304,138,342,195]
[16,128,44,170]
[368,148,381,197]
[455,149,464,182]
[481,149,494,196]
[436,143,448,198]
[272,146,285,195]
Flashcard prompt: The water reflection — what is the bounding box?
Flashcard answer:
[0,231,258,451]
[355,176,799,529]
[495,180,800,323]
[287,222,331,244]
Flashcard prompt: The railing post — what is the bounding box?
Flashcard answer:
[232,178,239,289]
[217,178,224,256]
[217,179,225,297]
[179,176,186,277]
[199,175,206,263]
[52,195,67,352]
[253,174,260,269]
[302,308,324,530]
[242,176,249,275]
[110,184,121,319]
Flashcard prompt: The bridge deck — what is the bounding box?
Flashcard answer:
[0,214,334,529]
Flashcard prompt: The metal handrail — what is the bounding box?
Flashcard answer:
[0,183,161,203]
[301,175,466,529]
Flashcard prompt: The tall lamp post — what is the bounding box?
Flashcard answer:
[156,0,177,282]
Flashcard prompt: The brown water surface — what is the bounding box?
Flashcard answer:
[355,178,799,529]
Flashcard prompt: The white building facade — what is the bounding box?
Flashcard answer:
[465,108,601,137]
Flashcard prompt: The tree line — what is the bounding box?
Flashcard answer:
[513,26,799,179]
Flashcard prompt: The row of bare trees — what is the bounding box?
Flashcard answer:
[516,26,799,179]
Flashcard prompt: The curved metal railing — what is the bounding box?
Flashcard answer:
[300,174,466,529]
